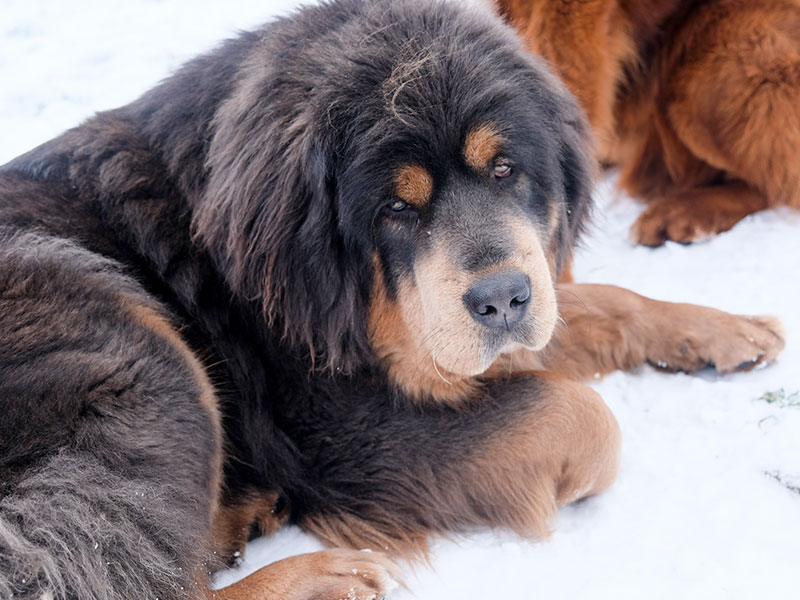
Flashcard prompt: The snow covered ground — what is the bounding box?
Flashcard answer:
[2,1,798,598]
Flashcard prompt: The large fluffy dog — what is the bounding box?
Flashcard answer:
[0,1,785,598]
[498,0,800,245]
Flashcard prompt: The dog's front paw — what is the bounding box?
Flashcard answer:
[213,549,401,600]
[630,198,712,246]
[628,185,762,247]
[648,309,785,374]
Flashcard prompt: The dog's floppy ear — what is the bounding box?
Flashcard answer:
[193,83,373,374]
[553,107,595,274]
[523,56,595,275]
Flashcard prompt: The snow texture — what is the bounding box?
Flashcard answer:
[2,2,798,598]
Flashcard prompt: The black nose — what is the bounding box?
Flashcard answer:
[463,271,531,329]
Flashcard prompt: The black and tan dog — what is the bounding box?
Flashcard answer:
[0,1,784,599]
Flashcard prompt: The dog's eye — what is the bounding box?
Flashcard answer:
[389,199,408,211]
[494,164,513,179]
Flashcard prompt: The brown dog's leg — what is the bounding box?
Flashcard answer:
[525,283,785,380]
[629,181,769,246]
[628,0,800,245]
[210,549,400,600]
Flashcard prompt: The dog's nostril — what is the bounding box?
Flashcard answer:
[478,304,498,316]
[463,271,532,329]
[510,290,530,308]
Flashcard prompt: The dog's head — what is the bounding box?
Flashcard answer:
[195,0,593,402]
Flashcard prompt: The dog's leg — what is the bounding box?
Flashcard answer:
[629,181,769,246]
[280,277,783,558]
[210,496,400,600]
[276,372,620,559]
[523,283,785,380]
[211,549,400,600]
[0,232,401,600]
[629,1,800,245]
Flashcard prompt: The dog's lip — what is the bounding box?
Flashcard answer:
[430,336,537,378]
[486,323,542,350]
[502,339,537,353]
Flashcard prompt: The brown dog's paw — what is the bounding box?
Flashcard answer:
[648,309,785,374]
[629,184,766,247]
[212,549,401,600]
[629,199,716,246]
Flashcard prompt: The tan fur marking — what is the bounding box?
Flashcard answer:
[394,164,434,207]
[212,491,289,563]
[368,255,476,405]
[507,220,558,348]
[210,549,400,600]
[303,509,431,561]
[463,123,504,170]
[409,221,556,380]
[548,202,561,237]
[299,373,620,563]
[125,302,223,521]
[463,373,621,537]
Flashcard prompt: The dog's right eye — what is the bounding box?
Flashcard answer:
[389,199,408,212]
[493,163,513,179]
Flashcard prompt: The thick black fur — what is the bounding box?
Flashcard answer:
[0,0,593,598]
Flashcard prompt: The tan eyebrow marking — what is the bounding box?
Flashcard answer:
[394,164,434,207]
[464,123,505,171]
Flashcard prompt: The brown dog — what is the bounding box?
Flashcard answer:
[498,0,800,246]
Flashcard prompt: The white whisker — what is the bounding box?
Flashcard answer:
[432,356,453,386]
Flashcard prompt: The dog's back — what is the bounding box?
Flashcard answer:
[0,17,260,599]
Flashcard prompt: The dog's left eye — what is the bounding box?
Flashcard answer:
[389,199,408,211]
[494,164,513,179]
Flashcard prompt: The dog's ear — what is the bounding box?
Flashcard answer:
[521,57,595,276]
[193,90,373,374]
[553,108,595,275]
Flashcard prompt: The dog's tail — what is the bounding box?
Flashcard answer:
[0,452,211,600]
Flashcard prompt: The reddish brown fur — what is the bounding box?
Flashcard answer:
[499,0,800,244]
[210,549,400,600]
[394,164,434,207]
[463,124,505,171]
[212,491,290,563]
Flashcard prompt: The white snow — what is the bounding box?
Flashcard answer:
[2,2,798,599]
